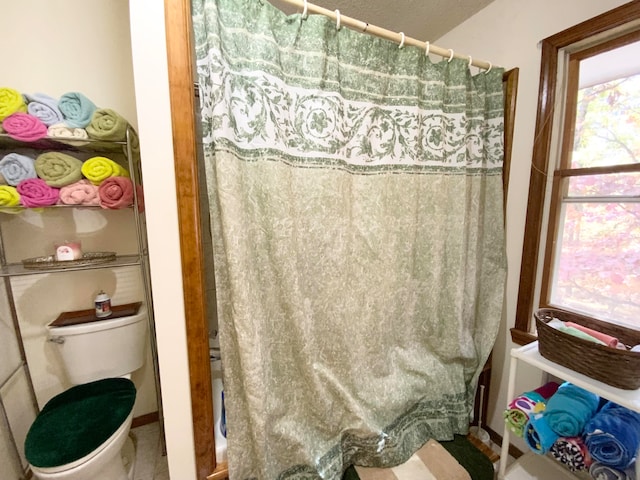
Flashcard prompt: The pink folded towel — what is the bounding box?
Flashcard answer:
[98,176,134,209]
[59,179,100,206]
[2,112,48,142]
[17,178,60,207]
[565,322,620,348]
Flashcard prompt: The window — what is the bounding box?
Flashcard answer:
[513,3,640,344]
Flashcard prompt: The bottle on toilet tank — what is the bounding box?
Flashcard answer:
[95,291,112,318]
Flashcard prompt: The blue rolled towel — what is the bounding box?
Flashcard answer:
[544,382,600,437]
[585,402,640,470]
[589,461,636,480]
[0,153,37,186]
[24,93,63,126]
[524,412,559,454]
[58,92,97,128]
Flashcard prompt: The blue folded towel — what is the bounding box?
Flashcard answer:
[24,93,63,126]
[524,412,559,454]
[585,402,640,470]
[0,153,37,186]
[544,382,600,437]
[58,92,97,128]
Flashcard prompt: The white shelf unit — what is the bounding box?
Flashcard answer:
[498,341,640,480]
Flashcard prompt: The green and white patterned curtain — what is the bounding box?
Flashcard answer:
[192,0,506,478]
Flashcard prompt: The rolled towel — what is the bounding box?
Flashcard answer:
[0,153,37,186]
[17,178,59,207]
[135,184,144,213]
[86,108,131,142]
[589,462,636,480]
[549,436,592,472]
[585,402,640,470]
[98,176,134,209]
[545,382,600,437]
[504,382,561,437]
[59,179,100,206]
[2,112,48,142]
[0,87,27,121]
[58,92,97,128]
[35,152,83,187]
[47,122,89,146]
[0,185,20,207]
[24,93,63,126]
[524,411,559,454]
[81,156,129,185]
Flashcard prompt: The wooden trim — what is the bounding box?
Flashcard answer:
[164,0,216,478]
[132,411,160,429]
[485,424,524,460]
[513,2,640,338]
[503,68,519,205]
[207,463,229,480]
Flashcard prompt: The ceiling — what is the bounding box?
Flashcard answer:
[268,0,496,42]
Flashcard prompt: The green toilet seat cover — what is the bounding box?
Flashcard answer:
[25,378,136,468]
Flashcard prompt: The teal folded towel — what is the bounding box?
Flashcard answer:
[58,92,97,128]
[545,382,600,437]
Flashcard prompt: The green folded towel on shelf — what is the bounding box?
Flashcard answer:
[35,152,84,188]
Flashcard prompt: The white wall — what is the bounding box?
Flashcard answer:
[128,1,198,479]
[436,0,630,450]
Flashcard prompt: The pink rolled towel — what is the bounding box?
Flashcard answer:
[59,179,100,206]
[2,112,48,142]
[98,176,134,209]
[17,178,59,207]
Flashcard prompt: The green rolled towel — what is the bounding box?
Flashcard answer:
[35,152,84,187]
[86,108,130,142]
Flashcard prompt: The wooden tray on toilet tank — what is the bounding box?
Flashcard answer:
[48,302,142,328]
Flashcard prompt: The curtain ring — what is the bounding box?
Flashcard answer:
[302,0,308,19]
[484,62,493,74]
[335,9,341,30]
[468,55,473,68]
[362,22,369,33]
[399,32,405,49]
[424,41,430,56]
[447,49,455,62]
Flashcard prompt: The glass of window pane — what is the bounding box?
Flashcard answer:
[550,200,640,328]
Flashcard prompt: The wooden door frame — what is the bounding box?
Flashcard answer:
[163,0,517,477]
[164,0,218,478]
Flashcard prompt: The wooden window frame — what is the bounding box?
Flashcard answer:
[512,2,640,345]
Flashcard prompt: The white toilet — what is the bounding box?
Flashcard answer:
[24,307,147,480]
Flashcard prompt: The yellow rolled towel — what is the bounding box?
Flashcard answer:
[0,185,21,207]
[0,87,27,121]
[81,156,129,185]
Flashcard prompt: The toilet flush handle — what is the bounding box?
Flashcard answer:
[48,336,65,344]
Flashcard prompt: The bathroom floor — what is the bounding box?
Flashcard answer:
[130,422,169,480]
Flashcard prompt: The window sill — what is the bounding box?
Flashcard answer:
[510,328,537,346]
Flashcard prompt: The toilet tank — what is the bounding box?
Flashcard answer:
[47,307,148,385]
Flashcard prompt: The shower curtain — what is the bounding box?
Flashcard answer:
[192,0,506,478]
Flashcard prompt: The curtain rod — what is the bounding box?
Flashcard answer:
[272,0,495,71]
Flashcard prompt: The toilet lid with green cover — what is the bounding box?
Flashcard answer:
[25,378,136,468]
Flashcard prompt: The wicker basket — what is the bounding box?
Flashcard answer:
[535,308,640,390]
